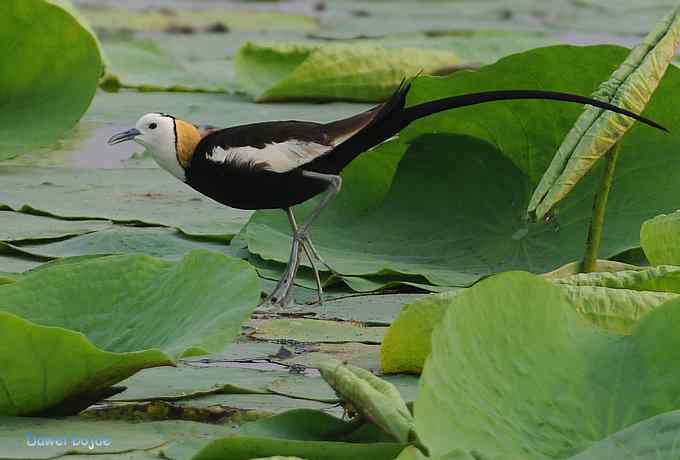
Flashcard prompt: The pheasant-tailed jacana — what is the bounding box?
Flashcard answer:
[108,80,666,309]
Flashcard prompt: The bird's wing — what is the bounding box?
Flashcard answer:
[194,109,383,174]
[206,140,334,173]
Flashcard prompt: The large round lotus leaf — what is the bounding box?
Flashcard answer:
[235,42,458,102]
[0,312,171,416]
[247,134,598,287]
[0,0,103,161]
[245,45,680,288]
[0,250,260,356]
[13,227,233,260]
[416,271,680,459]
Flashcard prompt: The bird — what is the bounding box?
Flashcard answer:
[108,79,667,310]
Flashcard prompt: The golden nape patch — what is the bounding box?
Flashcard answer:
[175,119,201,167]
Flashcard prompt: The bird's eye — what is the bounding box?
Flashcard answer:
[149,123,157,130]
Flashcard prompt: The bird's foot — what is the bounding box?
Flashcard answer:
[256,264,297,313]
[255,297,290,314]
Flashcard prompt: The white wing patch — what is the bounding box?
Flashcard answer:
[207,140,332,173]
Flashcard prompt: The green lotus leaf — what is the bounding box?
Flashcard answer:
[0,0,103,161]
[0,311,171,416]
[249,319,386,344]
[567,411,680,459]
[80,6,318,32]
[0,211,111,243]
[540,259,642,280]
[528,7,680,220]
[0,250,261,356]
[110,365,336,404]
[0,415,232,458]
[553,265,680,291]
[100,37,231,93]
[318,359,415,443]
[557,284,677,333]
[235,42,458,102]
[382,265,680,373]
[380,291,461,374]
[240,409,391,443]
[415,271,680,458]
[251,457,304,460]
[11,227,233,260]
[0,167,252,239]
[191,436,405,460]
[395,446,477,460]
[640,211,680,265]
[245,45,680,289]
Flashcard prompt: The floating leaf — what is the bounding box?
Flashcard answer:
[101,37,230,93]
[415,271,680,458]
[110,365,336,404]
[318,359,415,443]
[0,0,103,161]
[640,211,680,265]
[240,409,388,442]
[80,6,318,32]
[249,319,386,344]
[0,415,232,458]
[0,211,110,243]
[235,42,458,102]
[527,8,680,220]
[0,250,261,356]
[12,227,233,260]
[0,167,252,239]
[0,312,171,416]
[191,436,405,460]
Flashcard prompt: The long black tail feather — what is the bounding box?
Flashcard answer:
[403,88,668,132]
[310,81,668,174]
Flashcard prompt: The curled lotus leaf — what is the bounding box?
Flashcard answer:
[528,7,680,221]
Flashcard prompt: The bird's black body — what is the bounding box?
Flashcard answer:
[187,163,326,210]
[186,82,665,210]
[187,104,384,210]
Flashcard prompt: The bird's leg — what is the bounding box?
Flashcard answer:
[259,233,303,311]
[295,172,342,276]
[287,208,324,305]
[298,171,342,234]
[258,172,341,311]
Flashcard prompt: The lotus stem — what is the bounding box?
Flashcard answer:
[581,142,622,272]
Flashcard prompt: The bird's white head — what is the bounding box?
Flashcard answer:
[108,113,200,181]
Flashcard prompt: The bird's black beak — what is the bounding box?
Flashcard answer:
[108,128,141,145]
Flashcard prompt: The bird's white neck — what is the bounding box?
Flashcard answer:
[137,137,186,181]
